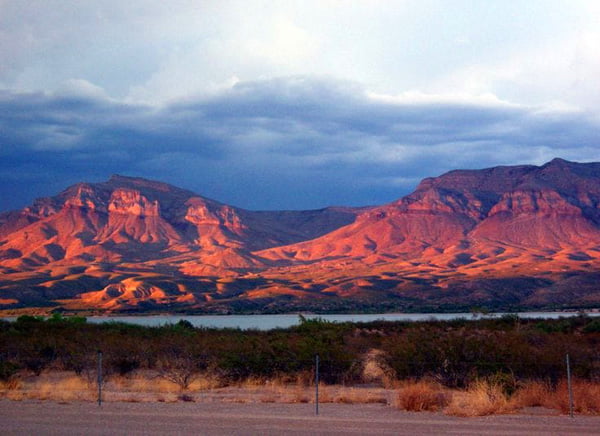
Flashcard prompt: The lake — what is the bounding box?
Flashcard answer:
[75,311,600,330]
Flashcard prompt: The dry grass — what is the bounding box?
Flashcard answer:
[111,375,179,393]
[188,373,224,391]
[556,380,600,415]
[2,370,598,416]
[545,379,600,415]
[291,382,311,403]
[333,387,387,404]
[361,349,397,388]
[1,374,93,402]
[247,382,387,405]
[509,379,600,415]
[111,372,223,393]
[396,380,450,412]
[445,380,510,417]
[509,380,550,409]
[0,378,22,391]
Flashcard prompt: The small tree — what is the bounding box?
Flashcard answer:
[155,336,207,390]
[157,353,200,390]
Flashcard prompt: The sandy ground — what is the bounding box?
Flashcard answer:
[1,400,600,435]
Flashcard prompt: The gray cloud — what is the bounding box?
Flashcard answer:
[2,77,600,212]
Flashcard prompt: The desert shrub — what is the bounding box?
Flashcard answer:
[550,379,600,414]
[487,372,518,396]
[582,319,600,333]
[174,319,195,330]
[510,380,551,408]
[1,316,599,390]
[397,380,449,411]
[535,320,572,333]
[111,357,141,376]
[15,315,45,324]
[445,380,510,416]
[153,333,210,390]
[20,344,56,376]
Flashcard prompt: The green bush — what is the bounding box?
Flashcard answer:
[582,319,600,333]
[0,316,598,386]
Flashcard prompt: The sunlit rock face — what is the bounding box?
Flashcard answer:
[108,189,160,217]
[260,158,600,262]
[1,159,600,313]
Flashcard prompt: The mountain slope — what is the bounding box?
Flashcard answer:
[1,159,600,313]
[258,158,600,263]
[0,175,362,270]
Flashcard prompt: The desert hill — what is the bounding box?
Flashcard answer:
[0,175,361,268]
[1,159,599,313]
[259,158,600,261]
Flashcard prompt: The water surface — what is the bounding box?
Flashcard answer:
[80,311,599,330]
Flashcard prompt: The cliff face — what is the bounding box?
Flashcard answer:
[0,175,360,270]
[258,159,600,266]
[1,159,600,313]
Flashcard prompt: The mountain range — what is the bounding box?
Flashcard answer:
[1,158,600,314]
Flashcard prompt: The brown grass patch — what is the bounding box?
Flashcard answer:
[509,380,550,409]
[445,380,510,417]
[0,378,22,391]
[114,375,180,393]
[292,384,311,403]
[14,374,93,402]
[188,373,224,391]
[509,379,600,415]
[396,380,449,412]
[548,379,600,415]
[333,386,388,404]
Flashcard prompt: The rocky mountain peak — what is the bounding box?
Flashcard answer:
[2,159,600,313]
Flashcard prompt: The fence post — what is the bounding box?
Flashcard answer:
[566,353,574,418]
[315,354,319,416]
[97,350,103,407]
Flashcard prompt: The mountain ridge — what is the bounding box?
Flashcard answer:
[1,159,600,313]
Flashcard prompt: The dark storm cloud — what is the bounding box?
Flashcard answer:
[1,77,600,212]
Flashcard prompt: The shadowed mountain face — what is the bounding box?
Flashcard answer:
[2,159,600,313]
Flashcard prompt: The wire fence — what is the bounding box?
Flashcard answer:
[2,346,597,417]
[2,315,600,416]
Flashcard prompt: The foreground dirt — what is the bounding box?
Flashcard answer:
[1,400,600,435]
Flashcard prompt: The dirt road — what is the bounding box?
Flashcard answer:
[1,400,599,435]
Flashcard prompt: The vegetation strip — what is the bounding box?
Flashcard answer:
[1,314,599,415]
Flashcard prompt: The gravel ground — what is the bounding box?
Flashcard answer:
[2,399,600,435]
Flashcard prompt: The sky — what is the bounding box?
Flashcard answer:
[2,0,600,212]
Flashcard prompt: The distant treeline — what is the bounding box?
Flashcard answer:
[1,314,599,389]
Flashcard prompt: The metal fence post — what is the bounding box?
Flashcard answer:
[97,350,103,407]
[566,354,574,418]
[315,354,319,416]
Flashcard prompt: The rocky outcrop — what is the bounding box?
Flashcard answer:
[259,158,600,263]
[0,174,362,270]
[1,159,600,312]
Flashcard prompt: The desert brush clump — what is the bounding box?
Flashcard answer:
[509,380,550,408]
[508,379,600,415]
[445,380,510,417]
[549,379,600,414]
[4,373,93,402]
[396,380,449,411]
[0,314,599,413]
